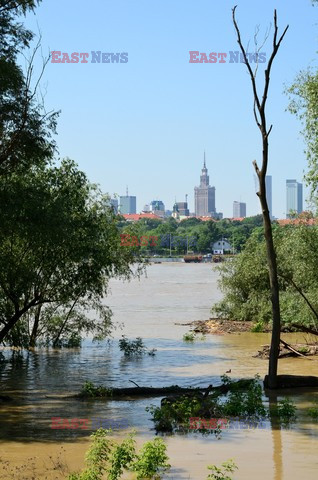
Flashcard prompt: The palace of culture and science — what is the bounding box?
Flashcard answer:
[194,153,223,219]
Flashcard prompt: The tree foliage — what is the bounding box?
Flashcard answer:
[118,215,264,255]
[213,224,318,333]
[286,70,318,205]
[0,159,142,347]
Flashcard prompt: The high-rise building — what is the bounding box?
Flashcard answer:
[265,175,272,219]
[176,202,189,216]
[286,179,303,218]
[150,200,165,212]
[149,200,165,217]
[194,153,216,217]
[119,188,136,214]
[233,201,246,218]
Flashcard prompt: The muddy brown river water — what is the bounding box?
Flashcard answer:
[0,263,317,479]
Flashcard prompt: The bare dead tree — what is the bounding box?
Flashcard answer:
[232,6,289,388]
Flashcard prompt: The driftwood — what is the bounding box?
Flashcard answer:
[280,339,309,358]
[255,343,318,359]
[264,375,318,389]
[78,385,220,400]
[290,324,318,336]
[75,379,254,400]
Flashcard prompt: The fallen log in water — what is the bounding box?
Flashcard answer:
[264,375,318,389]
[74,379,254,400]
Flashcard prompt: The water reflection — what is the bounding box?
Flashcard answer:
[0,264,318,479]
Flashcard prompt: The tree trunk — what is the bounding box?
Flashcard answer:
[232,6,288,389]
[0,298,40,343]
[29,304,42,348]
[52,297,79,347]
[258,153,281,388]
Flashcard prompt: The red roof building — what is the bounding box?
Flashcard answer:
[121,212,162,222]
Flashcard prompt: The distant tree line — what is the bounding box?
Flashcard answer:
[117,215,264,255]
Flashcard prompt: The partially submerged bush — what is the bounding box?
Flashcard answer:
[206,459,238,480]
[270,398,297,424]
[307,402,318,419]
[119,336,156,357]
[183,332,196,342]
[81,381,113,398]
[146,376,267,434]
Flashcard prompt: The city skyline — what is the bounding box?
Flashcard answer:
[24,0,313,219]
[116,168,306,220]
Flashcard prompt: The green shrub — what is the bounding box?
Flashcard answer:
[206,459,238,480]
[222,376,267,419]
[270,398,297,422]
[146,375,266,433]
[132,438,170,479]
[119,336,156,356]
[68,429,170,480]
[183,332,196,342]
[307,402,318,419]
[68,428,113,480]
[81,381,113,398]
[107,435,136,480]
[251,321,265,332]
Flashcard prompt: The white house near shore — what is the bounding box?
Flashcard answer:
[212,239,232,254]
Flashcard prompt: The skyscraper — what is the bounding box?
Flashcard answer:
[176,202,189,216]
[233,201,246,218]
[119,187,136,214]
[286,179,303,218]
[194,153,216,217]
[150,200,165,213]
[265,175,272,219]
[150,200,165,217]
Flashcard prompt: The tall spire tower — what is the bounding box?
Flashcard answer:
[200,151,209,187]
[194,152,216,217]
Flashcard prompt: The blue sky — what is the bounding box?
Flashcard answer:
[24,0,317,218]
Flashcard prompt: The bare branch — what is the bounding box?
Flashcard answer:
[252,159,261,177]
[266,125,273,137]
[232,6,261,114]
[261,11,289,112]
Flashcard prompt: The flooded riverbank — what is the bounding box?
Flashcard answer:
[1,263,318,479]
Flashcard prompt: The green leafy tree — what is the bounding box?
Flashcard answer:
[286,69,318,207]
[213,224,318,335]
[0,159,142,346]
